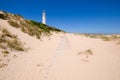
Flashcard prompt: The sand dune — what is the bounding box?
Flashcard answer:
[0,19,120,80]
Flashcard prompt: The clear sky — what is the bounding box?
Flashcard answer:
[0,0,120,33]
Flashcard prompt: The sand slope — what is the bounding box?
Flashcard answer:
[0,19,120,80]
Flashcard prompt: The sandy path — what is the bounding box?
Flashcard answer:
[42,34,71,80]
[41,34,120,80]
[0,31,120,80]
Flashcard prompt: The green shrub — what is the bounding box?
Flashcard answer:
[28,20,62,33]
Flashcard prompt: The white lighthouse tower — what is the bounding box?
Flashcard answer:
[42,10,46,24]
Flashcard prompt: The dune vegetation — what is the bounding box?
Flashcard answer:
[84,34,120,41]
[0,27,25,52]
[0,11,64,39]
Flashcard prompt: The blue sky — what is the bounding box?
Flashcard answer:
[0,0,120,33]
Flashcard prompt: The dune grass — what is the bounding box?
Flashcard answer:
[8,20,20,28]
[1,11,64,39]
[0,27,26,68]
[0,28,25,52]
[8,18,63,39]
[0,63,8,68]
[84,34,120,41]
[78,49,93,58]
[0,13,7,20]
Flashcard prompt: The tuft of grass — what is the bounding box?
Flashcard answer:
[2,50,9,57]
[86,49,93,55]
[7,39,24,51]
[2,28,15,38]
[0,63,8,68]
[77,49,93,57]
[77,49,93,62]
[2,28,9,33]
[13,54,17,58]
[0,38,6,43]
[0,28,25,51]
[8,20,20,28]
[21,27,27,33]
[2,50,9,54]
[0,13,7,20]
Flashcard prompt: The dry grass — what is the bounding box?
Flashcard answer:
[8,19,42,39]
[8,20,20,28]
[86,49,93,56]
[7,39,24,51]
[84,34,120,41]
[8,15,63,39]
[0,63,8,68]
[78,49,93,56]
[0,13,7,20]
[77,49,93,62]
[0,28,25,51]
[1,50,9,54]
[2,28,17,38]
[1,11,63,39]
[13,54,17,58]
[0,27,26,68]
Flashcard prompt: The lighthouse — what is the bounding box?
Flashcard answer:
[42,10,46,24]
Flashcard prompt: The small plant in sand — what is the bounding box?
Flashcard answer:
[0,63,8,68]
[78,49,93,56]
[2,50,9,54]
[13,54,17,58]
[77,49,93,62]
[86,49,93,56]
[21,27,27,32]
